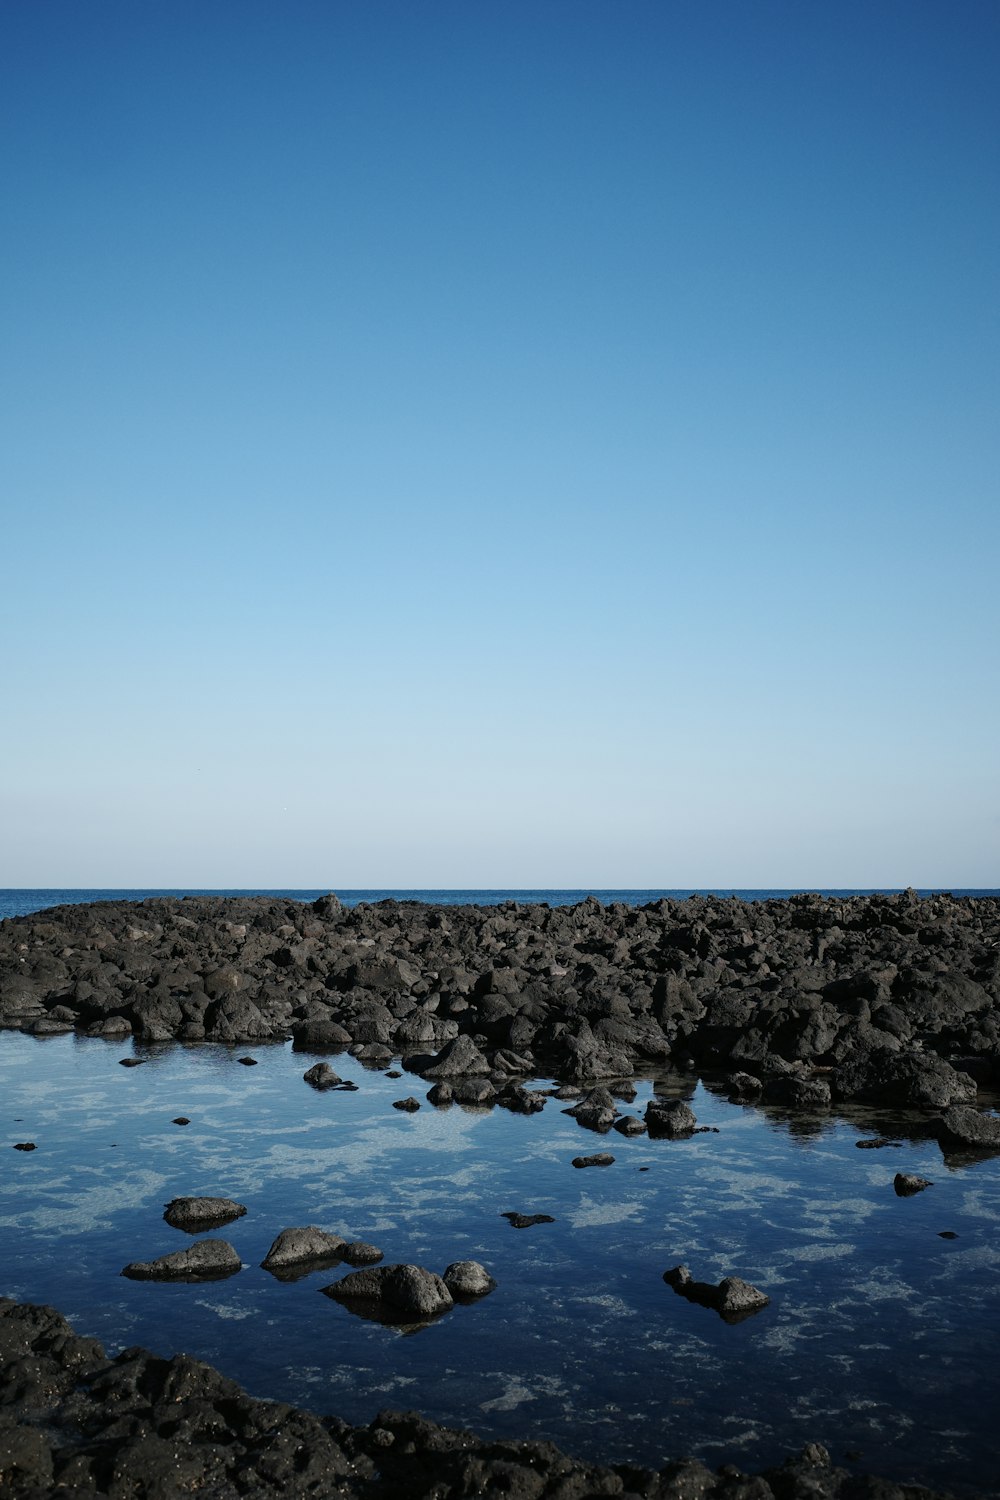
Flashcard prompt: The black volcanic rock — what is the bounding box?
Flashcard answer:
[163,1196,246,1231]
[122,1239,241,1281]
[0,1297,962,1498]
[664,1264,770,1322]
[1,889,998,1127]
[645,1098,697,1137]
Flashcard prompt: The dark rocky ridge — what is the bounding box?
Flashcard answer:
[2,891,999,1116]
[0,1297,956,1498]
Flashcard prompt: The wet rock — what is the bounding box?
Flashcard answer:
[303,1062,342,1090]
[171,1116,191,1125]
[645,1098,697,1137]
[426,1081,454,1106]
[855,1137,902,1149]
[571,1153,615,1168]
[564,1086,618,1132]
[122,1238,241,1281]
[664,1264,770,1322]
[118,1057,145,1067]
[761,1074,832,1108]
[612,1113,647,1136]
[935,1104,1000,1150]
[324,1264,453,1319]
[237,1055,258,1065]
[894,1173,933,1196]
[261,1226,346,1271]
[442,1260,496,1297]
[726,1070,763,1100]
[12,1142,36,1151]
[340,1241,384,1266]
[0,1294,963,1498]
[501,1212,554,1228]
[495,1081,546,1114]
[163,1197,247,1231]
[938,1230,959,1239]
[392,1096,421,1111]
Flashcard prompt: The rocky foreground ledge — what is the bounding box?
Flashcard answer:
[0,1298,955,1498]
[2,892,999,1122]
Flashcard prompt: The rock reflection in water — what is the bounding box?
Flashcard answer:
[1,1031,999,1500]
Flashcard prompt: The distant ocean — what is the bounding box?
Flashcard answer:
[1,888,997,922]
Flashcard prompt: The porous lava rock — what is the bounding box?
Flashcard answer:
[2,889,998,1119]
[442,1261,496,1297]
[894,1173,933,1196]
[645,1098,697,1137]
[324,1264,453,1319]
[303,1061,341,1089]
[935,1104,1000,1150]
[121,1239,241,1281]
[261,1226,346,1271]
[0,1297,963,1497]
[664,1264,770,1321]
[163,1196,246,1230]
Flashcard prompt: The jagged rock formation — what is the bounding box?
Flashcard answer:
[2,891,998,1117]
[0,1298,956,1498]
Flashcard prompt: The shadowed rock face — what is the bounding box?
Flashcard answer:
[0,1298,956,1498]
[1,891,997,1116]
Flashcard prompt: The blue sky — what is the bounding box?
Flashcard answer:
[2,0,997,888]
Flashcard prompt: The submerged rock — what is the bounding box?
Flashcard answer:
[122,1239,241,1281]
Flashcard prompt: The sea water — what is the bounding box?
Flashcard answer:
[2,1029,999,1498]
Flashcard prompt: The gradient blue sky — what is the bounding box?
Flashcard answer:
[2,1,997,888]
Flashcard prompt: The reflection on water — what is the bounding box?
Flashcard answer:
[2,1032,999,1498]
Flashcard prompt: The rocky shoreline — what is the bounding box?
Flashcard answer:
[3,891,1000,1498]
[2,891,999,1123]
[0,1298,955,1498]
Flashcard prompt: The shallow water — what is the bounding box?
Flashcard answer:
[2,1032,999,1497]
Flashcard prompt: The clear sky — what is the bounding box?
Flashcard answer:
[1,0,997,889]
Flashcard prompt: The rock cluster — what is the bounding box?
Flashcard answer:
[1,891,997,1117]
[0,1298,956,1498]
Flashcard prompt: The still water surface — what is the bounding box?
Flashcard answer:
[2,1033,999,1497]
